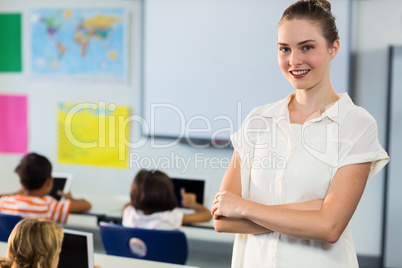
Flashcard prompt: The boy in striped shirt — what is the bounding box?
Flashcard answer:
[0,153,91,224]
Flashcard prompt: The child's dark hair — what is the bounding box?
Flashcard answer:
[279,0,339,47]
[130,169,177,214]
[15,153,52,191]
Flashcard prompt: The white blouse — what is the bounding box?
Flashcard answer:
[122,206,183,230]
[230,93,389,268]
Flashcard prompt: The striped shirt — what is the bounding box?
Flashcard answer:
[0,195,72,224]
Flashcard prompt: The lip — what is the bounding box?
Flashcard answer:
[289,69,310,78]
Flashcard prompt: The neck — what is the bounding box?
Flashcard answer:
[24,188,47,197]
[288,84,340,124]
[291,86,339,113]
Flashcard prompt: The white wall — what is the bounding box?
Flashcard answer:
[349,0,402,259]
[1,0,401,261]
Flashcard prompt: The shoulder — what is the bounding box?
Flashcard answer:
[1,195,28,202]
[123,205,137,215]
[0,195,10,202]
[337,93,378,127]
[43,195,59,203]
[154,209,183,220]
[345,105,377,125]
[170,208,184,217]
[341,105,378,137]
[160,209,184,226]
[240,100,286,130]
[247,103,275,116]
[246,97,288,118]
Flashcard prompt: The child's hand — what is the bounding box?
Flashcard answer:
[181,188,197,208]
[58,191,73,200]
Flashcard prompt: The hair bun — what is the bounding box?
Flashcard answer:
[316,0,331,12]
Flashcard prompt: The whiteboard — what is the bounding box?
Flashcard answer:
[143,0,351,141]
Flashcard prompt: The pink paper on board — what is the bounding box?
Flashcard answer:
[0,94,28,154]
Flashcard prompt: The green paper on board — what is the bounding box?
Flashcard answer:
[0,14,22,72]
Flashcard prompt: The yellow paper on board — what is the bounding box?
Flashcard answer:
[58,102,130,168]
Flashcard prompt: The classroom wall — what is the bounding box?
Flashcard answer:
[348,0,402,258]
[385,46,402,268]
[0,0,401,261]
[0,0,232,212]
[0,0,145,195]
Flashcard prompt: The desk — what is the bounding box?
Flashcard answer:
[0,242,199,268]
[71,192,235,243]
[82,193,129,218]
[94,254,199,268]
[76,192,216,229]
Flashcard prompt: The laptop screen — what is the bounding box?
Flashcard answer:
[171,178,205,207]
[58,229,94,268]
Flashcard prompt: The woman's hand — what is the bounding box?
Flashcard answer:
[212,190,247,219]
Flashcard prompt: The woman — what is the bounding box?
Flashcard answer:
[211,0,389,267]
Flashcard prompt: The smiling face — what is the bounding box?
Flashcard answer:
[277,19,339,91]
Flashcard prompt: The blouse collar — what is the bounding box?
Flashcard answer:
[260,92,355,125]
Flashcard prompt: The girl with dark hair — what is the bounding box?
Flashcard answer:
[212,1,389,267]
[123,169,211,230]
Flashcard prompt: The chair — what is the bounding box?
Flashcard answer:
[0,214,23,242]
[99,222,188,265]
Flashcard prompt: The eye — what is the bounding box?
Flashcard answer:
[303,45,314,51]
[279,46,290,53]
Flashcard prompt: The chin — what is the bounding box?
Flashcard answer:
[289,82,310,90]
[288,79,318,91]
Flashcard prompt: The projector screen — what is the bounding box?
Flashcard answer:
[143,0,351,141]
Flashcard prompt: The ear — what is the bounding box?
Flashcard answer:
[45,177,53,187]
[329,40,340,60]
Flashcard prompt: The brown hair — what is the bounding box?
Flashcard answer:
[130,169,177,215]
[15,153,52,191]
[2,218,63,268]
[279,0,339,46]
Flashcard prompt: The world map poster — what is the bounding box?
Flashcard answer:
[30,8,127,82]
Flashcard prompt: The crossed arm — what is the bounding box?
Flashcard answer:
[211,151,370,243]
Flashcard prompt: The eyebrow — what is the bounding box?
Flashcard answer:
[277,39,317,46]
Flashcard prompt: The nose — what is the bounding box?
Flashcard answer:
[289,50,303,66]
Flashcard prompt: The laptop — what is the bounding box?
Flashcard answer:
[49,173,73,201]
[171,177,205,210]
[58,229,94,268]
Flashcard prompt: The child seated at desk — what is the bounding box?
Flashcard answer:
[123,169,212,230]
[0,218,102,268]
[0,153,91,224]
[0,218,64,268]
